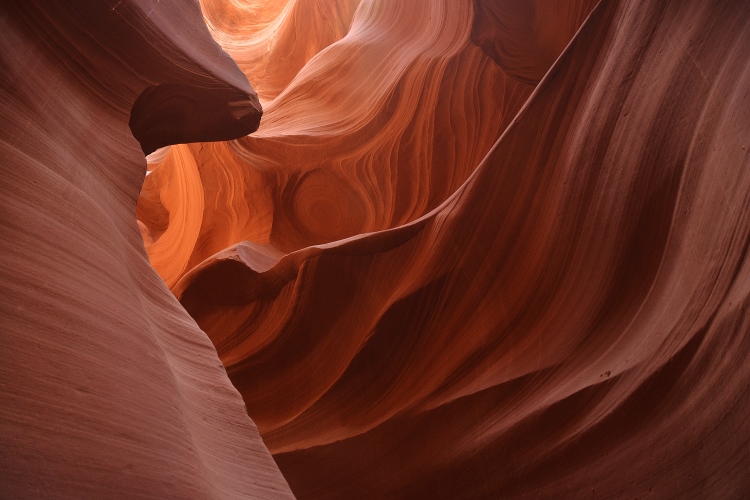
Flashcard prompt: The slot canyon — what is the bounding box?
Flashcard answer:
[2,0,750,498]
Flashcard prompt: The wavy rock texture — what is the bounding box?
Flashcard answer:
[176,0,750,497]
[471,0,600,85]
[200,0,363,103]
[0,1,291,498]
[137,0,534,286]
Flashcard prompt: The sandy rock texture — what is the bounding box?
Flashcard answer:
[137,0,535,286]
[0,1,290,498]
[3,0,750,498]
[174,0,750,497]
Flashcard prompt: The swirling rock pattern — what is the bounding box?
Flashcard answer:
[200,0,363,102]
[176,0,750,497]
[0,1,290,497]
[5,0,750,497]
[137,0,533,286]
[471,0,599,85]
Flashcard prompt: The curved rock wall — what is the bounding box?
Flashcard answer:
[4,0,750,498]
[137,0,534,286]
[175,0,750,497]
[0,1,290,497]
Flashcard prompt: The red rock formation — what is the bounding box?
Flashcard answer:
[138,0,533,286]
[175,0,750,497]
[5,0,750,497]
[471,0,599,84]
[0,1,290,497]
[200,0,363,102]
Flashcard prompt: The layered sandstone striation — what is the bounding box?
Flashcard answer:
[471,0,600,85]
[0,1,290,497]
[200,0,363,103]
[137,0,534,286]
[175,0,750,497]
[3,0,750,498]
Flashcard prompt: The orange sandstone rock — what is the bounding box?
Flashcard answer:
[138,0,532,286]
[176,0,750,497]
[0,1,290,497]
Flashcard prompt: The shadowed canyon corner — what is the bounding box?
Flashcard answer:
[1,0,749,498]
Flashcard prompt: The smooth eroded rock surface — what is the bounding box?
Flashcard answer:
[138,0,535,286]
[0,1,291,498]
[175,0,750,497]
[4,0,750,498]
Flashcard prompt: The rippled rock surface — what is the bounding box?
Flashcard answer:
[3,0,750,498]
[176,0,750,497]
[1,1,289,497]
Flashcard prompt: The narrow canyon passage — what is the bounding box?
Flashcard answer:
[2,0,750,498]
